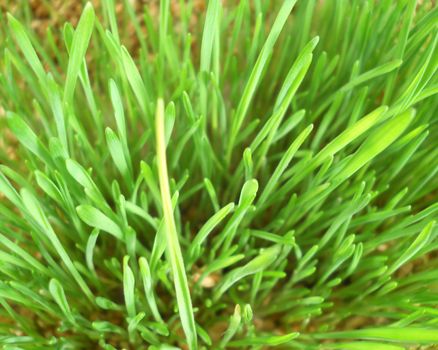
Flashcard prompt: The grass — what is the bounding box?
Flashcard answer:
[0,0,437,349]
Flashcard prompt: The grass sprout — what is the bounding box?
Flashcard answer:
[0,1,437,349]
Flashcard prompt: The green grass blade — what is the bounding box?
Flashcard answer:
[76,205,123,240]
[227,0,298,160]
[155,98,197,349]
[63,3,95,105]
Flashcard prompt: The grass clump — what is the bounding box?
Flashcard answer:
[0,0,437,349]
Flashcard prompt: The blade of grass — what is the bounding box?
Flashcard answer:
[155,98,197,349]
[227,0,298,161]
[63,2,95,105]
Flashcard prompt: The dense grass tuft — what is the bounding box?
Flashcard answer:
[0,1,437,349]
